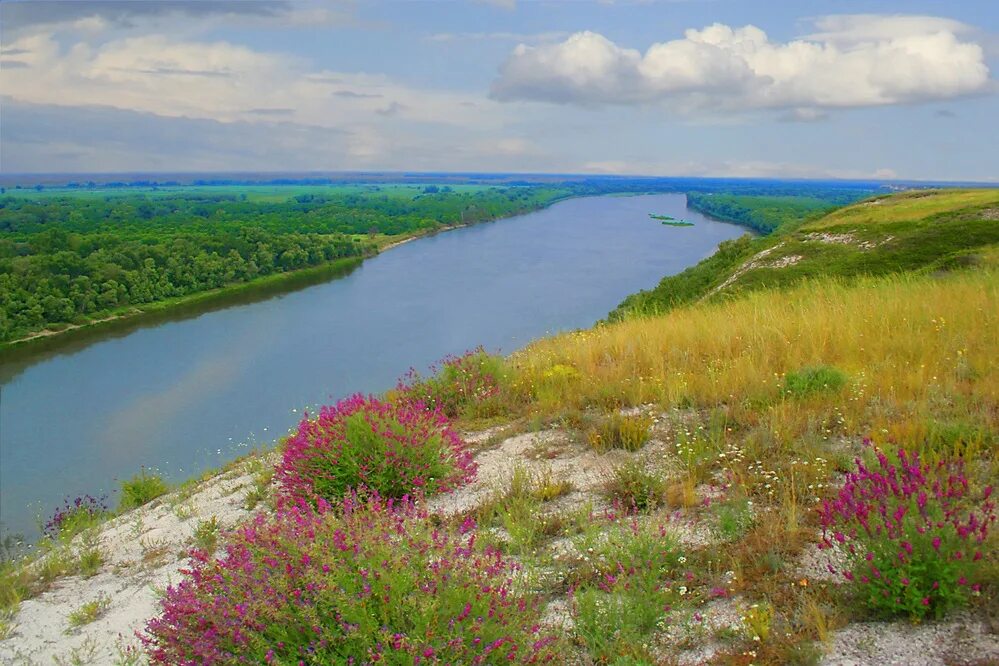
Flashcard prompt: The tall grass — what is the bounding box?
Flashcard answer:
[510,271,997,445]
[807,188,998,229]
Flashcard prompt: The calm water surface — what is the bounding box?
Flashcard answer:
[0,194,744,537]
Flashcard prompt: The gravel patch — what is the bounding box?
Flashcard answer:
[797,541,850,584]
[426,429,625,518]
[821,612,999,665]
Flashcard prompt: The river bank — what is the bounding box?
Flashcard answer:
[0,193,748,542]
[0,256,368,358]
[0,193,566,357]
[0,191,750,358]
[4,416,996,665]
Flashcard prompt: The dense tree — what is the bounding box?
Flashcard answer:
[0,186,564,342]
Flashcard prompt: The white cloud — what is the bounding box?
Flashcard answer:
[0,31,502,133]
[491,15,991,112]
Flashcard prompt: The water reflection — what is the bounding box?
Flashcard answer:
[0,194,746,538]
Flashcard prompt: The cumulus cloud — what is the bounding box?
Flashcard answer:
[491,15,991,112]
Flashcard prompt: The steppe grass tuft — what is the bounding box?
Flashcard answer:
[67,594,111,629]
[119,469,169,511]
[605,459,665,510]
[586,413,652,452]
[191,517,220,555]
[782,365,847,399]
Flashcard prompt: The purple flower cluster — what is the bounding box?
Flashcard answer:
[275,394,476,506]
[42,494,109,539]
[819,447,995,619]
[396,348,503,418]
[142,495,557,665]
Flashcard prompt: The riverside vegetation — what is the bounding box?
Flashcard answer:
[0,188,996,664]
[0,178,877,349]
[0,184,568,346]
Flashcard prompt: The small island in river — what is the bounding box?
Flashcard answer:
[649,213,695,226]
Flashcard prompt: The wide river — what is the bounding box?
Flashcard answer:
[0,193,745,538]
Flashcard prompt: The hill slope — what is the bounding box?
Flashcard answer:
[2,188,996,665]
[610,188,999,320]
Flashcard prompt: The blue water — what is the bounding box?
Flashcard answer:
[0,194,745,538]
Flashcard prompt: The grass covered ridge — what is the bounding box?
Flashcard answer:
[131,265,996,663]
[611,188,999,320]
[513,268,996,447]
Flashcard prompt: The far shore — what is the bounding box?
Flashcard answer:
[0,206,547,357]
[0,191,751,358]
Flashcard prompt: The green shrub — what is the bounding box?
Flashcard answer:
[587,413,652,452]
[712,496,754,541]
[191,517,219,555]
[119,469,169,511]
[143,498,558,663]
[276,395,475,506]
[782,365,847,398]
[605,459,665,510]
[397,348,507,418]
[819,449,995,619]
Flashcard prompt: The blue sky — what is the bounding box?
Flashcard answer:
[1,0,997,180]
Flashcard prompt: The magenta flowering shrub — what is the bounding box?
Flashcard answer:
[276,394,475,505]
[819,448,995,619]
[397,348,505,418]
[142,496,558,665]
[42,495,109,540]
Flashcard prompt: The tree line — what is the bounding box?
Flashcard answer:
[0,186,565,343]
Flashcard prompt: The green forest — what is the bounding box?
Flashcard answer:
[0,179,879,346]
[686,193,841,233]
[0,185,567,344]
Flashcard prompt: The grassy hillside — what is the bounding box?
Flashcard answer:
[3,189,996,664]
[610,188,999,320]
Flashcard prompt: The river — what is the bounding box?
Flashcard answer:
[0,193,745,538]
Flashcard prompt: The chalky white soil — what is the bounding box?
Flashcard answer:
[1,424,995,665]
[0,463,262,665]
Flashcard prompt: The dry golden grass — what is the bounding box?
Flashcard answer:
[510,270,997,449]
[804,188,999,230]
[490,266,998,661]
